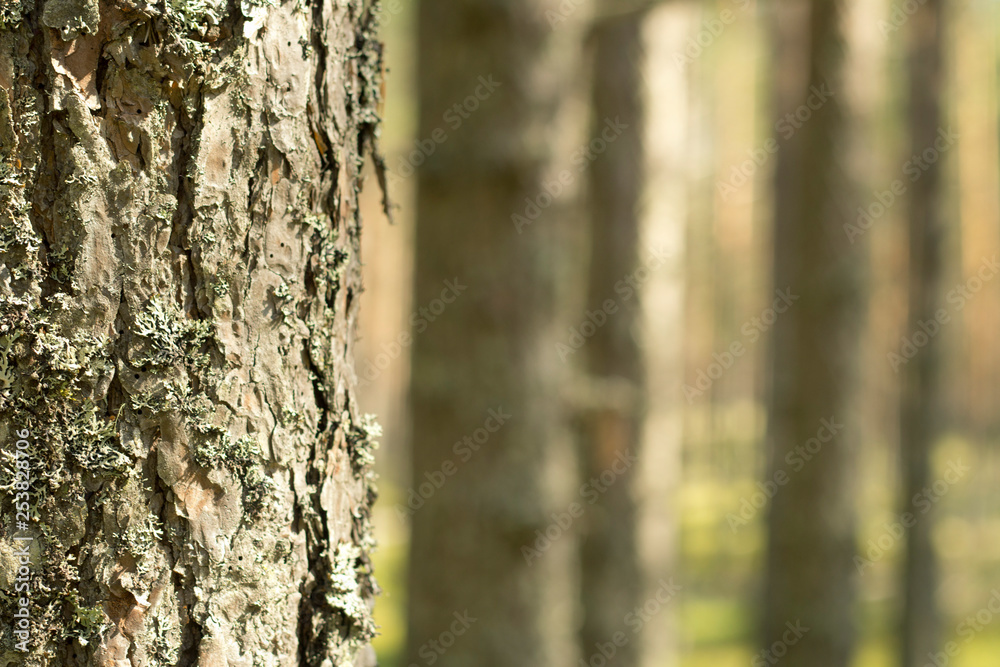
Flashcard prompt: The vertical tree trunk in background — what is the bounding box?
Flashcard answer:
[900,0,945,663]
[763,0,862,664]
[407,1,588,666]
[0,0,382,663]
[578,10,645,667]
[635,6,692,666]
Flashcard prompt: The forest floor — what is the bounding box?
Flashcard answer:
[370,433,1000,667]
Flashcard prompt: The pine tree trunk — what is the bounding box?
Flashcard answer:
[0,0,383,663]
[899,0,945,662]
[762,0,862,664]
[578,11,646,667]
[405,1,589,665]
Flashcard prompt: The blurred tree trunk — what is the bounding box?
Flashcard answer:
[577,10,646,667]
[762,0,863,665]
[899,0,945,663]
[633,6,694,666]
[406,1,589,666]
[0,1,382,664]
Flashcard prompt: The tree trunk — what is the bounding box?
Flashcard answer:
[0,0,383,664]
[762,0,862,664]
[899,0,945,662]
[578,10,646,667]
[405,1,589,666]
[633,7,692,665]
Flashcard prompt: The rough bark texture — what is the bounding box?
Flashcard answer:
[406,1,589,665]
[578,12,645,667]
[899,0,944,662]
[763,0,862,664]
[0,0,383,663]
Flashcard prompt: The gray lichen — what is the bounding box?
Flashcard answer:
[133,297,214,369]
[0,0,32,28]
[328,542,378,663]
[41,0,99,41]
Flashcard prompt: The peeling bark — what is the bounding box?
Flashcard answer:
[0,0,384,664]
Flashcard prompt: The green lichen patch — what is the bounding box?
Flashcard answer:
[0,300,122,499]
[65,401,128,473]
[167,0,224,31]
[133,296,214,369]
[328,542,377,661]
[128,383,257,499]
[0,295,123,661]
[193,431,275,516]
[122,509,164,576]
[0,0,32,28]
[302,213,350,296]
[41,0,100,40]
[0,89,40,283]
[346,412,380,481]
[64,592,108,646]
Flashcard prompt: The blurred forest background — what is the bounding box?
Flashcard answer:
[353,0,1000,666]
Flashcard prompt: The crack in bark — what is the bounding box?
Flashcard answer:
[165,76,208,667]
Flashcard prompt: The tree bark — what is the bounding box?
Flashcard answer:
[762,0,863,664]
[899,0,945,662]
[405,1,590,666]
[0,0,383,664]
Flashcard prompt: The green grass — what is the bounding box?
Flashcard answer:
[678,597,1000,667]
[370,430,1000,667]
